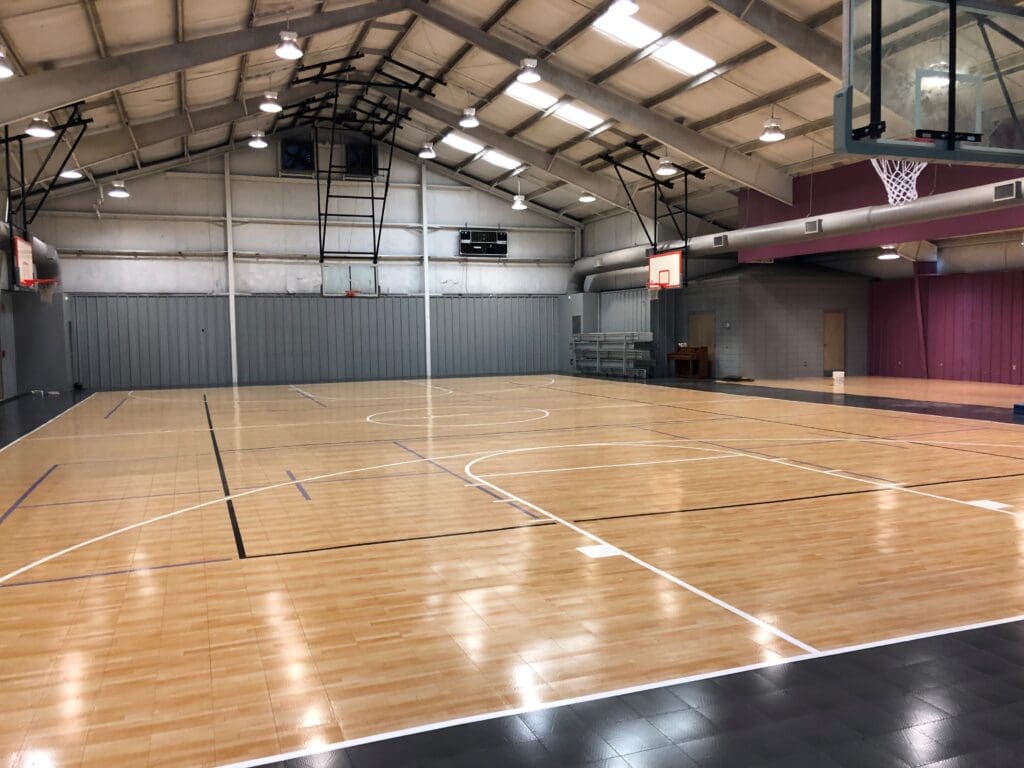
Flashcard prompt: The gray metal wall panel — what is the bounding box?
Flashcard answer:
[66,294,231,389]
[599,289,650,332]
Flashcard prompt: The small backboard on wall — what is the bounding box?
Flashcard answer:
[13,236,35,288]
[648,250,682,289]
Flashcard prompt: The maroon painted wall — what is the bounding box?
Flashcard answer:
[738,161,1024,263]
[869,271,1024,383]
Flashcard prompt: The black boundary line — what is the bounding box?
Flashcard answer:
[246,520,556,559]
[204,394,247,559]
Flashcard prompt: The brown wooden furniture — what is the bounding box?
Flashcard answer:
[668,346,709,379]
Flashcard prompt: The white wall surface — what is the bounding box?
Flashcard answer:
[33,146,577,295]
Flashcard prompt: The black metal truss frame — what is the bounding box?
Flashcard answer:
[602,142,704,286]
[3,104,91,234]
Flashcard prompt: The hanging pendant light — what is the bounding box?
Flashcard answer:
[275,30,303,60]
[609,0,640,15]
[108,180,130,199]
[0,50,14,79]
[26,117,55,138]
[59,168,84,180]
[260,91,282,113]
[759,105,785,142]
[579,191,597,203]
[512,194,527,211]
[656,157,678,177]
[459,107,479,129]
[248,130,268,149]
[419,142,436,159]
[877,244,900,260]
[517,58,541,84]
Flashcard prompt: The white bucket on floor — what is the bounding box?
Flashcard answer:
[833,370,845,383]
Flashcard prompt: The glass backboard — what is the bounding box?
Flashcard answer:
[836,0,1024,164]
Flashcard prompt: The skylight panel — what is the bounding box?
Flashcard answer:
[505,81,559,110]
[441,132,485,154]
[592,12,660,48]
[554,103,605,130]
[653,40,716,76]
[481,150,522,170]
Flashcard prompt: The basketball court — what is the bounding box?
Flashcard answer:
[2,0,1024,765]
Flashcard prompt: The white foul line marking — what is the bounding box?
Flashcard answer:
[479,454,740,478]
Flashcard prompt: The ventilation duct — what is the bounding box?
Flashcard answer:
[570,175,1024,291]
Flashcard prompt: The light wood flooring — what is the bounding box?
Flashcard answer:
[3,375,1024,767]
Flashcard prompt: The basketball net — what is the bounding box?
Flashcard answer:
[871,157,928,207]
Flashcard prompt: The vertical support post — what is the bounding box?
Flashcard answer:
[683,173,689,288]
[224,154,238,386]
[947,0,957,151]
[421,161,432,379]
[869,0,882,132]
[4,126,10,225]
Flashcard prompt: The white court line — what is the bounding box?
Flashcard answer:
[463,442,818,655]
[366,406,550,428]
[213,606,1024,768]
[0,393,96,456]
[478,454,741,478]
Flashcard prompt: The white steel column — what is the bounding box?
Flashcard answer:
[421,161,432,379]
[224,154,238,386]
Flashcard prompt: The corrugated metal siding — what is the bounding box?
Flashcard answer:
[870,271,1024,383]
[66,294,231,389]
[430,296,563,377]
[66,294,567,388]
[599,289,650,332]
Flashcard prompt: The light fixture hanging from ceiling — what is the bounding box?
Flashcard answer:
[248,130,268,149]
[0,50,14,79]
[419,142,436,159]
[459,107,479,129]
[512,178,527,211]
[59,168,84,180]
[759,105,785,142]
[517,58,541,84]
[877,244,900,260]
[107,180,130,199]
[579,191,597,203]
[259,91,283,113]
[656,156,679,177]
[609,0,640,15]
[275,30,303,60]
[26,117,55,139]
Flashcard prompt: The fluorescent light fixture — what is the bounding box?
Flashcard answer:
[505,82,605,131]
[512,194,527,211]
[593,13,660,48]
[653,41,715,76]
[248,130,268,149]
[878,244,900,260]
[107,180,130,199]
[656,157,678,177]
[555,103,605,130]
[609,0,640,15]
[440,132,484,154]
[482,149,521,170]
[517,58,541,84]
[459,107,479,128]
[259,91,282,113]
[26,117,55,139]
[760,116,785,142]
[275,30,303,60]
[0,50,13,79]
[579,192,597,203]
[506,81,558,110]
[418,142,436,159]
[59,168,84,180]
[594,13,715,76]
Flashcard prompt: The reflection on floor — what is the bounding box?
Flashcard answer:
[263,618,1024,768]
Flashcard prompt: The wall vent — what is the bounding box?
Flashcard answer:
[993,181,1021,202]
[804,219,822,235]
[712,234,728,248]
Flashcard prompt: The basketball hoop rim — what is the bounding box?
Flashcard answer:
[20,278,58,287]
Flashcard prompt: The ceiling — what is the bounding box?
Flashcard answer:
[0,0,895,231]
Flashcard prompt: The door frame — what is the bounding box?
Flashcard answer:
[822,308,847,376]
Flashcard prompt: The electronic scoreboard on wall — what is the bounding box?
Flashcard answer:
[459,229,508,257]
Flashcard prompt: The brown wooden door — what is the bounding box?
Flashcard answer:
[823,310,846,374]
[688,312,715,376]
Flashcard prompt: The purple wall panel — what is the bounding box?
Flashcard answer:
[870,271,1024,383]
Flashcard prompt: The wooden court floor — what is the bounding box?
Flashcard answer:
[3,374,1024,767]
